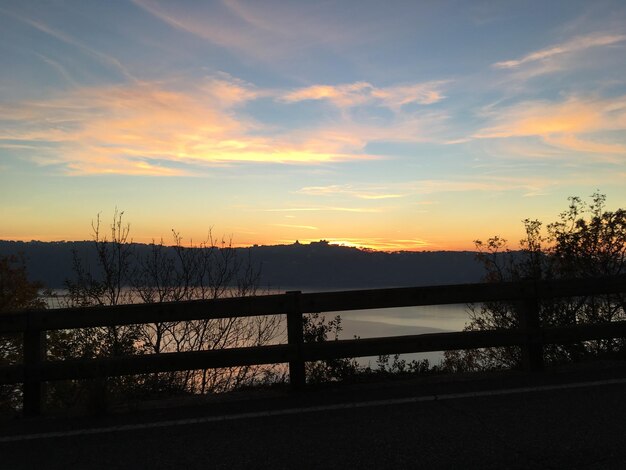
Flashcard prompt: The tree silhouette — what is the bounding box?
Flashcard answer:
[58,211,283,408]
[1,255,46,411]
[443,192,626,372]
[0,254,45,313]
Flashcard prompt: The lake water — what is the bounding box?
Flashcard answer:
[43,289,472,366]
[331,304,471,366]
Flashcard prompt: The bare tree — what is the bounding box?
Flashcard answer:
[133,230,283,394]
[63,212,284,401]
[64,210,140,359]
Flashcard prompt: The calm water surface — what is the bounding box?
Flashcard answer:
[44,289,473,366]
[334,304,471,366]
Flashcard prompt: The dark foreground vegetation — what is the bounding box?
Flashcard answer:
[0,212,433,414]
[1,193,625,415]
[443,192,626,371]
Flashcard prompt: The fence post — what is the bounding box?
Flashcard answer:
[518,283,543,372]
[23,326,46,417]
[286,291,306,390]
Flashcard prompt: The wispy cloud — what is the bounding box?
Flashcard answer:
[475,99,606,137]
[297,178,558,201]
[132,0,356,61]
[9,11,137,82]
[32,53,79,87]
[0,78,378,175]
[271,223,318,230]
[283,109,452,156]
[407,179,543,195]
[0,68,459,175]
[264,207,381,213]
[132,0,231,44]
[200,72,264,106]
[297,184,404,200]
[544,134,626,156]
[493,33,626,69]
[472,95,626,160]
[281,81,447,110]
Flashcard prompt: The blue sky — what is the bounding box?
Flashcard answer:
[1,0,625,250]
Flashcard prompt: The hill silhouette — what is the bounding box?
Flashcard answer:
[0,240,485,290]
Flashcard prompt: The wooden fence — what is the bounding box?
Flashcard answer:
[1,275,625,416]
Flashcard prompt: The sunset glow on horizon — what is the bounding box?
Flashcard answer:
[1,1,626,251]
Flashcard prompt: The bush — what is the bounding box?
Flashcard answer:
[443,192,626,372]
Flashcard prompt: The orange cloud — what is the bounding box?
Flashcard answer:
[67,158,187,176]
[473,96,626,159]
[370,83,446,107]
[199,73,263,106]
[271,223,319,230]
[544,134,626,160]
[0,79,375,174]
[281,81,447,110]
[282,82,372,107]
[475,99,606,138]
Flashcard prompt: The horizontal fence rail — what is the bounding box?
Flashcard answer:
[1,274,625,416]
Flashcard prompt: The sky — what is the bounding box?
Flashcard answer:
[1,0,625,251]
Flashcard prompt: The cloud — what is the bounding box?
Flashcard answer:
[264,207,381,213]
[9,11,137,82]
[493,33,626,69]
[0,72,456,176]
[297,178,558,201]
[297,184,404,200]
[282,82,371,107]
[132,0,235,45]
[475,99,606,138]
[131,0,356,61]
[472,96,626,159]
[408,179,530,195]
[271,223,318,230]
[0,81,454,177]
[281,81,447,110]
[280,109,452,158]
[67,157,187,176]
[200,73,263,107]
[33,53,79,86]
[0,78,378,175]
[544,134,626,156]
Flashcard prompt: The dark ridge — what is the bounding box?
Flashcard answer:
[0,240,487,290]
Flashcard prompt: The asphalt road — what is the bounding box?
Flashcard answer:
[2,372,626,469]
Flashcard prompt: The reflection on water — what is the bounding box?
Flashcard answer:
[336,304,470,338]
[335,304,472,366]
[42,289,474,367]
